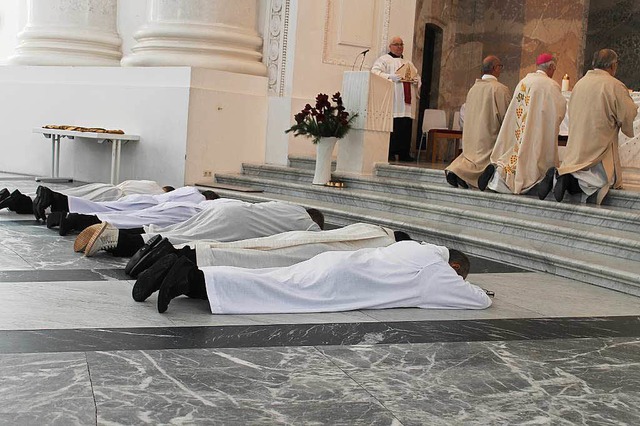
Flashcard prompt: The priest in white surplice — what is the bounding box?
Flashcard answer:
[445,56,511,188]
[32,180,167,222]
[478,53,567,194]
[543,49,638,204]
[371,36,420,162]
[78,199,324,258]
[148,241,492,314]
[130,223,402,302]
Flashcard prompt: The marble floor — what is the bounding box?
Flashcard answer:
[0,174,639,425]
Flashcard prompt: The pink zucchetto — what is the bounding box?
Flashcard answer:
[536,53,554,65]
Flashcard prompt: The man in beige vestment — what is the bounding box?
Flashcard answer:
[478,54,567,194]
[547,49,637,204]
[446,56,510,188]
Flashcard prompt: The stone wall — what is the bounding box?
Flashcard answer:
[584,0,640,90]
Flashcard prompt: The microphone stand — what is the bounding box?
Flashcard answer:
[359,50,368,71]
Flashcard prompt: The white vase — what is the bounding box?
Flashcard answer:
[312,137,337,185]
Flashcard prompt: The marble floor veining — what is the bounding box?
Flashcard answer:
[0,174,639,425]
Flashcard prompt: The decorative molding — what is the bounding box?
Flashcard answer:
[322,0,391,68]
[266,0,290,96]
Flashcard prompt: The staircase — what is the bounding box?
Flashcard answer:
[205,157,640,297]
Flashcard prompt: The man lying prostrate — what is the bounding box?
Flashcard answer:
[142,241,492,314]
[75,199,325,258]
[32,180,170,222]
[51,187,217,235]
[130,223,410,301]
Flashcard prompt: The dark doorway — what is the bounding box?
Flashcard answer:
[416,23,443,150]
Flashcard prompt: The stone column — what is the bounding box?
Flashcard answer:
[122,0,267,77]
[9,0,122,66]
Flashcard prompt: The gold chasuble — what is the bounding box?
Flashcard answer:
[558,69,638,204]
[490,72,567,194]
[446,78,510,186]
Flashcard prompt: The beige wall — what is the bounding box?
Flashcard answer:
[287,0,417,158]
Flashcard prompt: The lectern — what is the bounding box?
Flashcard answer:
[336,71,393,174]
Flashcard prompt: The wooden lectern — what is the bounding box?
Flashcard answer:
[336,71,393,174]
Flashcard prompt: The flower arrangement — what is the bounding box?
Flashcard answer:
[285,92,358,144]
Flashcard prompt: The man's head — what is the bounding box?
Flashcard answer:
[536,53,557,78]
[162,185,175,193]
[592,49,619,76]
[448,249,471,280]
[200,190,220,200]
[389,36,405,57]
[482,55,503,78]
[306,208,325,230]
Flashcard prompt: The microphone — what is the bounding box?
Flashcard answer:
[352,49,371,71]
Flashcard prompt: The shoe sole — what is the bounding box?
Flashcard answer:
[124,234,163,277]
[83,222,109,257]
[74,223,103,253]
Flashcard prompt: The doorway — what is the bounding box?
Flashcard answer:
[416,23,443,151]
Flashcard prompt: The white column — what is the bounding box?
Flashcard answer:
[122,0,267,77]
[9,0,122,66]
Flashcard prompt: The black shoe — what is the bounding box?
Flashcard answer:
[456,176,469,189]
[477,164,495,191]
[13,194,34,214]
[0,188,9,203]
[46,211,64,229]
[537,167,556,200]
[445,172,459,188]
[0,190,21,210]
[58,213,74,236]
[157,256,199,313]
[59,213,100,235]
[33,186,53,221]
[388,154,397,162]
[126,236,176,278]
[132,253,178,302]
[554,174,569,202]
[398,155,416,162]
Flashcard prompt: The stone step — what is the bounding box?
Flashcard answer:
[288,156,640,210]
[198,184,640,297]
[238,163,640,233]
[215,172,640,261]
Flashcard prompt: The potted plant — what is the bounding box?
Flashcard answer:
[286,92,357,185]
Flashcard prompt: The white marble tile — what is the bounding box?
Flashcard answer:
[0,281,178,330]
[470,272,640,317]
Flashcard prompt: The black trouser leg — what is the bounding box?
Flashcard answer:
[185,268,208,300]
[111,232,145,257]
[390,117,413,159]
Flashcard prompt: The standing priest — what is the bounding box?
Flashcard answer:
[371,36,421,162]
[445,55,511,188]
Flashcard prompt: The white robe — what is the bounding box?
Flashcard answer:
[203,241,492,314]
[60,180,164,202]
[68,186,204,215]
[195,223,396,268]
[95,200,206,229]
[371,54,420,119]
[144,199,320,245]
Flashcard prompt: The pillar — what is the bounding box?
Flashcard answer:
[9,0,122,66]
[122,0,267,77]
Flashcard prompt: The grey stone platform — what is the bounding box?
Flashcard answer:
[207,157,640,297]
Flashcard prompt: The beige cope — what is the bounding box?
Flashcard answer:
[490,72,567,194]
[446,78,511,186]
[558,69,638,204]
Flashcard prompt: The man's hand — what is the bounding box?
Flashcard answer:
[389,75,401,83]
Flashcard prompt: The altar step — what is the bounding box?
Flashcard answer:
[209,159,640,297]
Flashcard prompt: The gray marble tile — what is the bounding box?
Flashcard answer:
[97,400,395,425]
[0,352,95,414]
[319,338,640,425]
[0,412,95,426]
